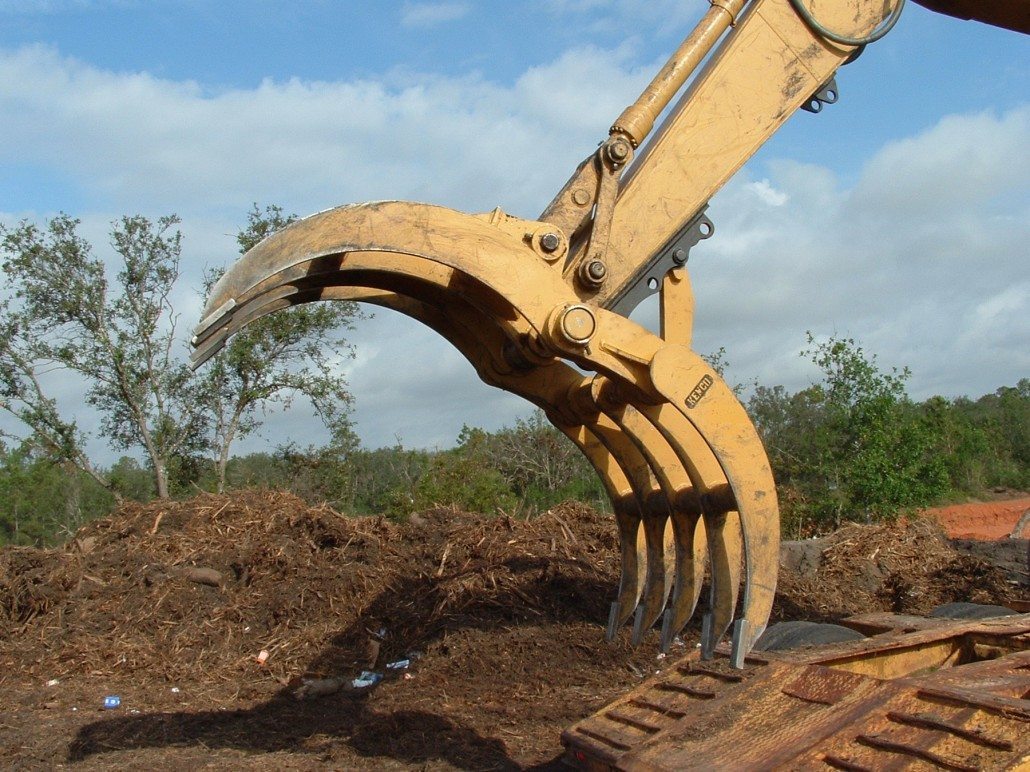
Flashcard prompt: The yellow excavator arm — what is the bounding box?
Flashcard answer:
[192,0,1026,666]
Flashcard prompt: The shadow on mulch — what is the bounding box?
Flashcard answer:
[66,564,617,769]
[68,697,534,769]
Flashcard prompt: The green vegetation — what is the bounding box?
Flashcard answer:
[749,340,1027,538]
[750,335,949,537]
[0,210,1026,546]
[0,206,361,504]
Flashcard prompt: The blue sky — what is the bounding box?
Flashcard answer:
[1,0,1027,459]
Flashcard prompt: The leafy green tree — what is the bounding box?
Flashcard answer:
[107,456,156,502]
[806,334,949,522]
[199,204,363,492]
[408,426,518,516]
[965,380,1030,489]
[345,443,430,515]
[1,214,209,498]
[750,334,949,533]
[481,410,606,510]
[0,294,116,498]
[0,441,115,546]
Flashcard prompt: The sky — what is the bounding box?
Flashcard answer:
[0,0,1027,463]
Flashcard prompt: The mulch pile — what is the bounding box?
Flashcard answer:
[0,491,625,686]
[0,491,1022,770]
[777,517,1020,621]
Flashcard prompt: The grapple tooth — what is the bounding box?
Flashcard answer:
[649,345,780,661]
[557,424,646,638]
[661,510,707,652]
[607,507,647,640]
[700,509,743,658]
[630,495,672,645]
[585,414,670,638]
[592,380,706,645]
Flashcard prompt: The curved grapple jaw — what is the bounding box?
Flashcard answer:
[193,201,779,665]
[184,0,908,664]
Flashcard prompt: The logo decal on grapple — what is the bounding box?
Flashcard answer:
[685,374,714,408]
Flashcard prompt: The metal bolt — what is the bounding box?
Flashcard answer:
[672,248,688,265]
[571,188,591,206]
[607,139,631,163]
[540,232,561,253]
[578,259,607,289]
[554,304,597,346]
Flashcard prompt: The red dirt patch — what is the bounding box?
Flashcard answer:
[922,497,1030,540]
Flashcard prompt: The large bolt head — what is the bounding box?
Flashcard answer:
[577,259,608,289]
[540,232,561,253]
[558,304,596,345]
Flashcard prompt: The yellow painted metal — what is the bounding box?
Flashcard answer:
[593,0,892,305]
[195,0,1012,663]
[611,0,747,146]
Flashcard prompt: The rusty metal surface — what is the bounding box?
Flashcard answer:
[562,614,1030,770]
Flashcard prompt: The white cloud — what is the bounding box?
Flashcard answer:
[399,1,471,28]
[0,44,651,220]
[675,107,1030,401]
[851,108,1029,218]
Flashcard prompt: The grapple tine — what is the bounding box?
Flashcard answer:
[557,424,646,638]
[661,509,707,652]
[630,506,671,645]
[609,511,647,640]
[700,510,743,658]
[592,377,704,645]
[649,346,779,661]
[584,413,670,641]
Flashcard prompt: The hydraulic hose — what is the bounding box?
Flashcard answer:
[788,0,906,46]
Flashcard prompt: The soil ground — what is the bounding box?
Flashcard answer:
[2,491,1026,770]
[922,496,1030,540]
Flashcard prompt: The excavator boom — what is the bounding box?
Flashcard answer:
[193,0,1027,666]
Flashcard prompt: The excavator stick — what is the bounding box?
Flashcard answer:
[193,0,1003,663]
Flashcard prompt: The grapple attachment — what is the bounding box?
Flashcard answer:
[192,0,910,663]
[192,201,779,663]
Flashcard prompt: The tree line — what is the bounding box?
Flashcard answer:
[1,209,1026,546]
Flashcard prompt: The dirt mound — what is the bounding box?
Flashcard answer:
[777,517,1018,621]
[1,491,625,685]
[0,492,1022,769]
[922,497,1030,540]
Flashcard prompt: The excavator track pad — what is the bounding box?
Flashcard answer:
[562,612,1030,770]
